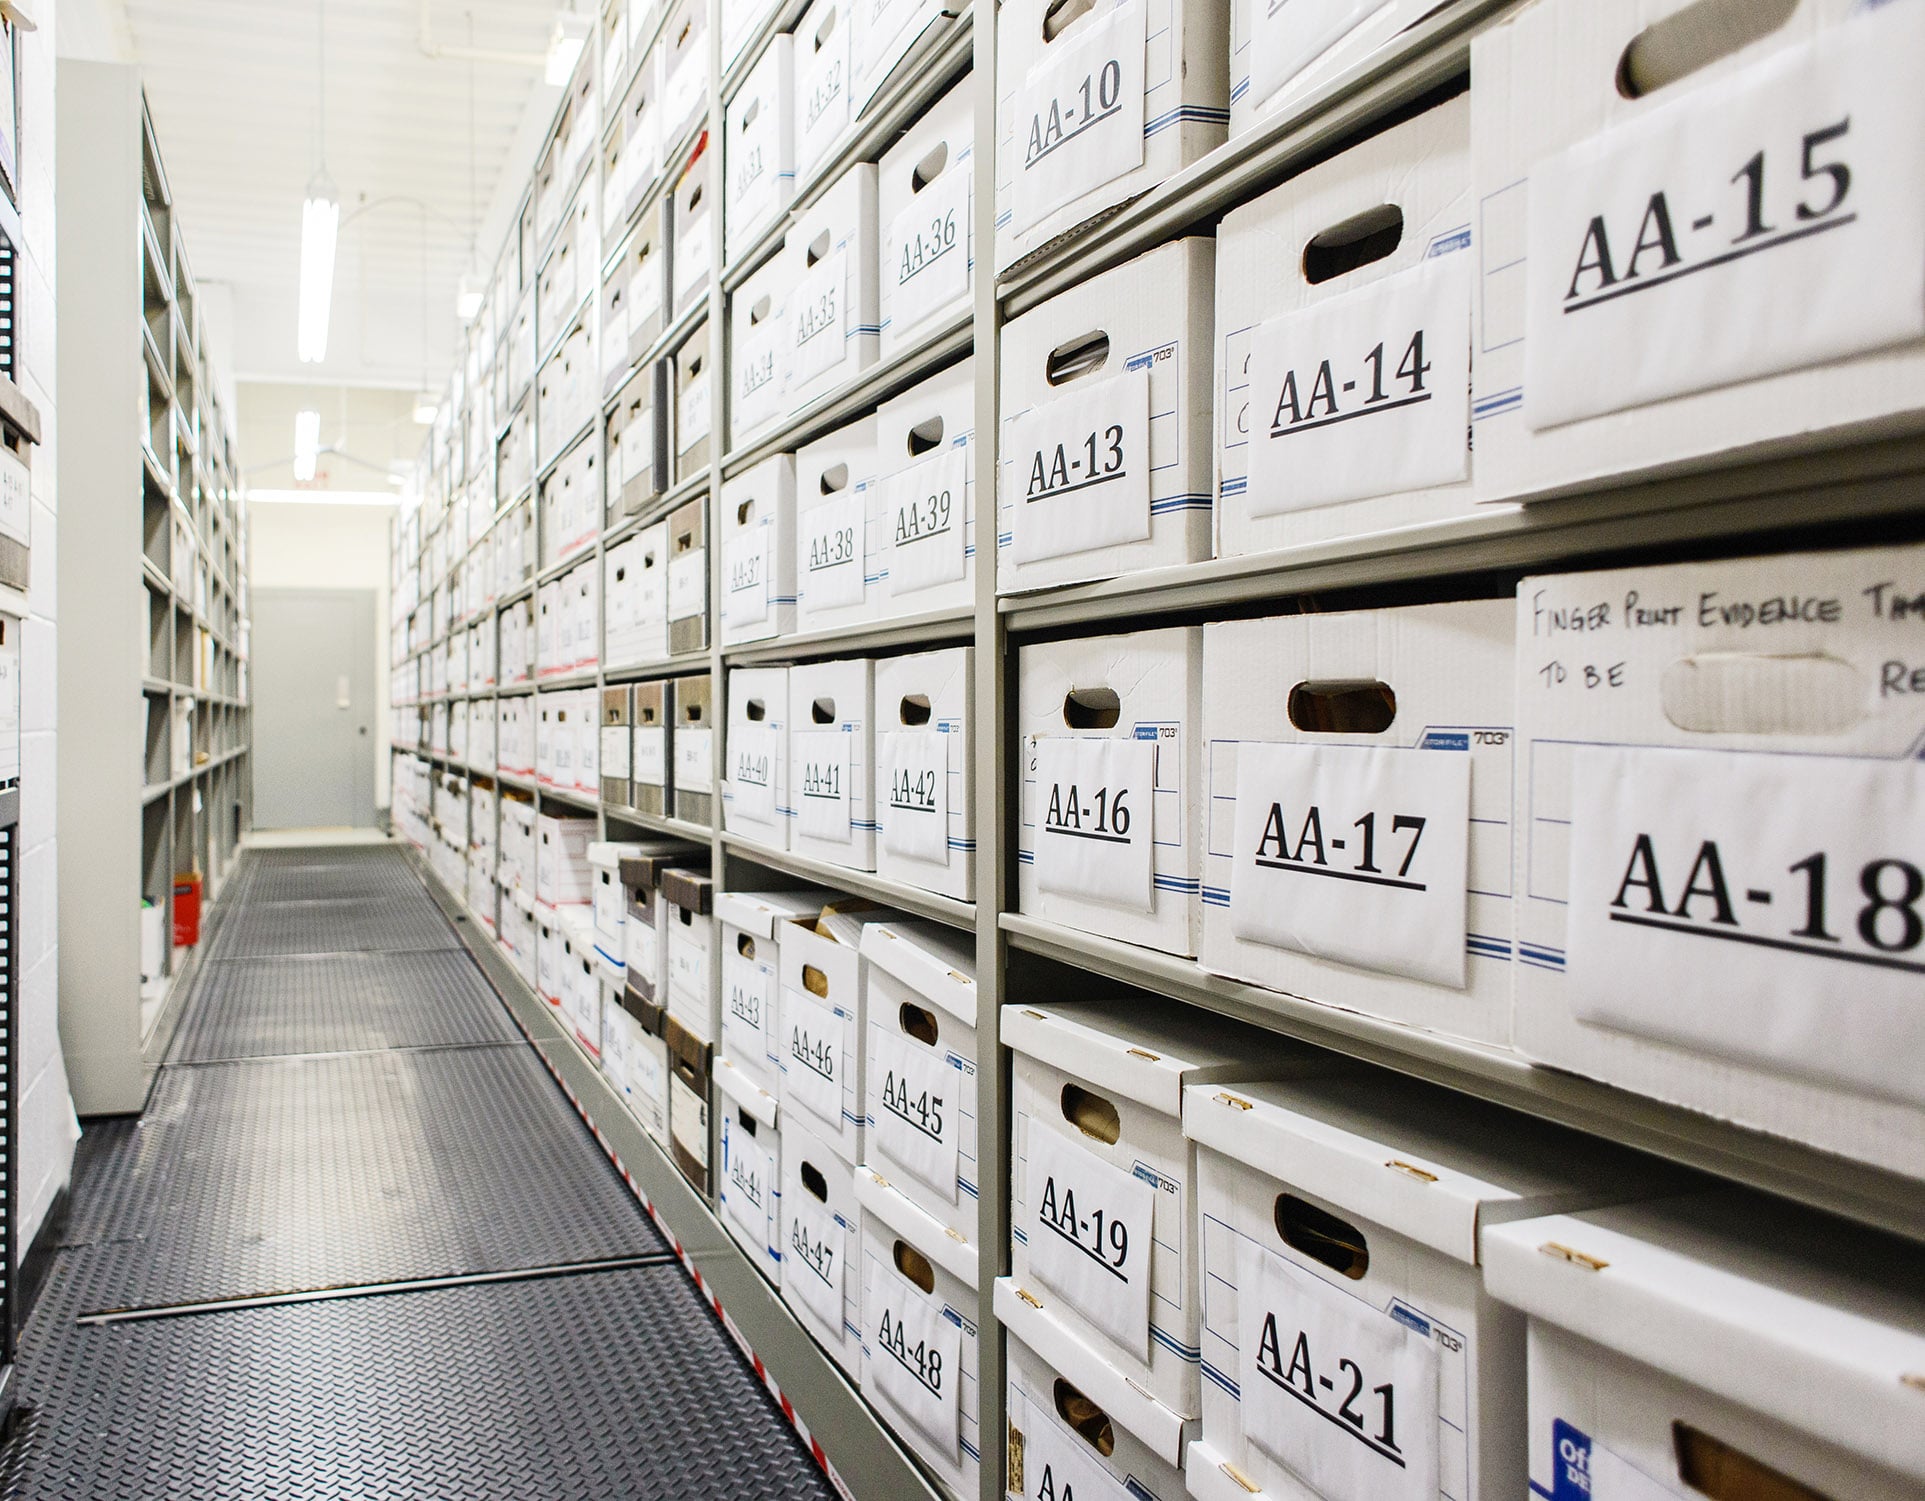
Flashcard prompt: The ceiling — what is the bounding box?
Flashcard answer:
[121,0,564,389]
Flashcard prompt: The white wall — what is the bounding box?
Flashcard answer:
[21,11,80,1254]
[249,501,396,809]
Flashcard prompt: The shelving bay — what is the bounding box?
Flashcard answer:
[60,65,252,1113]
[390,4,1925,1500]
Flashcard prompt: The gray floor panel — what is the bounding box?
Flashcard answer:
[170,951,518,1062]
[12,1265,835,1501]
[67,1046,664,1311]
[214,894,461,958]
[8,842,831,1499]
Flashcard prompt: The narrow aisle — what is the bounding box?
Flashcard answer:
[9,843,836,1501]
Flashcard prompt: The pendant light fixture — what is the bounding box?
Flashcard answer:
[297,0,336,363]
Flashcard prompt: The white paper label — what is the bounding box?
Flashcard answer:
[673,209,711,308]
[1250,0,1387,108]
[1230,742,1472,988]
[724,529,772,628]
[724,1115,776,1245]
[884,445,968,596]
[1591,1439,1687,1501]
[1033,737,1155,912]
[869,1267,962,1456]
[786,1184,847,1333]
[784,984,846,1129]
[734,315,784,433]
[622,410,655,485]
[1025,1123,1156,1358]
[633,1038,667,1135]
[668,550,706,620]
[1008,368,1151,564]
[1247,253,1471,514]
[670,927,709,1002]
[1524,5,1925,431]
[676,725,714,793]
[671,1069,708,1167]
[664,46,705,140]
[730,100,777,232]
[679,371,712,448]
[1021,1405,1130,1501]
[791,246,851,387]
[885,163,970,337]
[627,916,660,989]
[797,17,851,173]
[880,729,950,864]
[1236,1241,1439,1501]
[0,450,27,548]
[794,730,853,844]
[1567,746,1925,1107]
[601,726,631,780]
[634,726,668,786]
[1012,0,1146,235]
[872,1028,959,1201]
[729,724,780,824]
[724,954,776,1066]
[628,256,663,334]
[800,491,868,609]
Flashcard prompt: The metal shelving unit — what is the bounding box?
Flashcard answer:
[390,3,1925,1500]
[57,65,252,1114]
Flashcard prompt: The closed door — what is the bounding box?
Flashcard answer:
[252,588,378,829]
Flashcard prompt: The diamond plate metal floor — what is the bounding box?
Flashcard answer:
[9,842,834,1500]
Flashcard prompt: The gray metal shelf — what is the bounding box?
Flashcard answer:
[722,604,974,666]
[1000,912,1925,1246]
[719,830,974,931]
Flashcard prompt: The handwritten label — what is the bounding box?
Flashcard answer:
[1524,5,1925,430]
[633,725,667,787]
[797,15,851,176]
[723,1114,777,1248]
[883,445,968,596]
[1008,368,1150,564]
[794,730,854,844]
[785,983,846,1129]
[786,1179,846,1333]
[668,549,706,621]
[1230,742,1472,988]
[791,246,851,387]
[601,725,631,780]
[1236,1240,1439,1501]
[679,368,712,448]
[872,1027,958,1200]
[1026,1122,1155,1357]
[1033,736,1154,912]
[724,953,776,1071]
[800,490,868,610]
[1247,253,1470,514]
[869,1264,963,1457]
[676,724,714,794]
[1021,1404,1131,1501]
[885,162,970,338]
[729,724,780,824]
[724,528,772,628]
[1569,746,1925,1106]
[880,728,950,864]
[1012,0,1146,235]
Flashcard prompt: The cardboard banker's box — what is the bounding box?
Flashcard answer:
[1471,0,1925,501]
[1484,1193,1925,1501]
[1201,599,1516,1047]
[1515,543,1925,1180]
[1216,95,1474,560]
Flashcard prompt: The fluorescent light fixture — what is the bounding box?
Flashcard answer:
[412,396,439,425]
[456,276,485,321]
[297,177,339,363]
[544,10,590,85]
[292,409,322,481]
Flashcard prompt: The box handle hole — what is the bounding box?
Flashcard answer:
[811,696,836,724]
[802,963,830,998]
[801,1161,829,1201]
[1672,1420,1832,1501]
[1274,1194,1369,1280]
[1061,1083,1120,1144]
[899,694,931,726]
[1303,206,1403,285]
[746,698,767,722]
[1287,680,1396,734]
[908,415,945,456]
[1046,331,1110,386]
[1617,0,1796,99]
[1062,687,1120,730]
[1052,1378,1115,1457]
[899,1002,939,1047]
[819,462,849,495]
[892,1240,936,1294]
[912,141,950,192]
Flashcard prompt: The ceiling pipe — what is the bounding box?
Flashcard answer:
[417,0,544,68]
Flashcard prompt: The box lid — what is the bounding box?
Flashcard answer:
[1483,1193,1925,1482]
[1185,1075,1661,1266]
[558,906,597,952]
[619,847,707,891]
[715,1054,780,1128]
[994,1280,1194,1469]
[1002,1000,1325,1119]
[855,1165,978,1291]
[714,888,833,940]
[662,867,713,914]
[861,920,977,1027]
[588,838,677,871]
